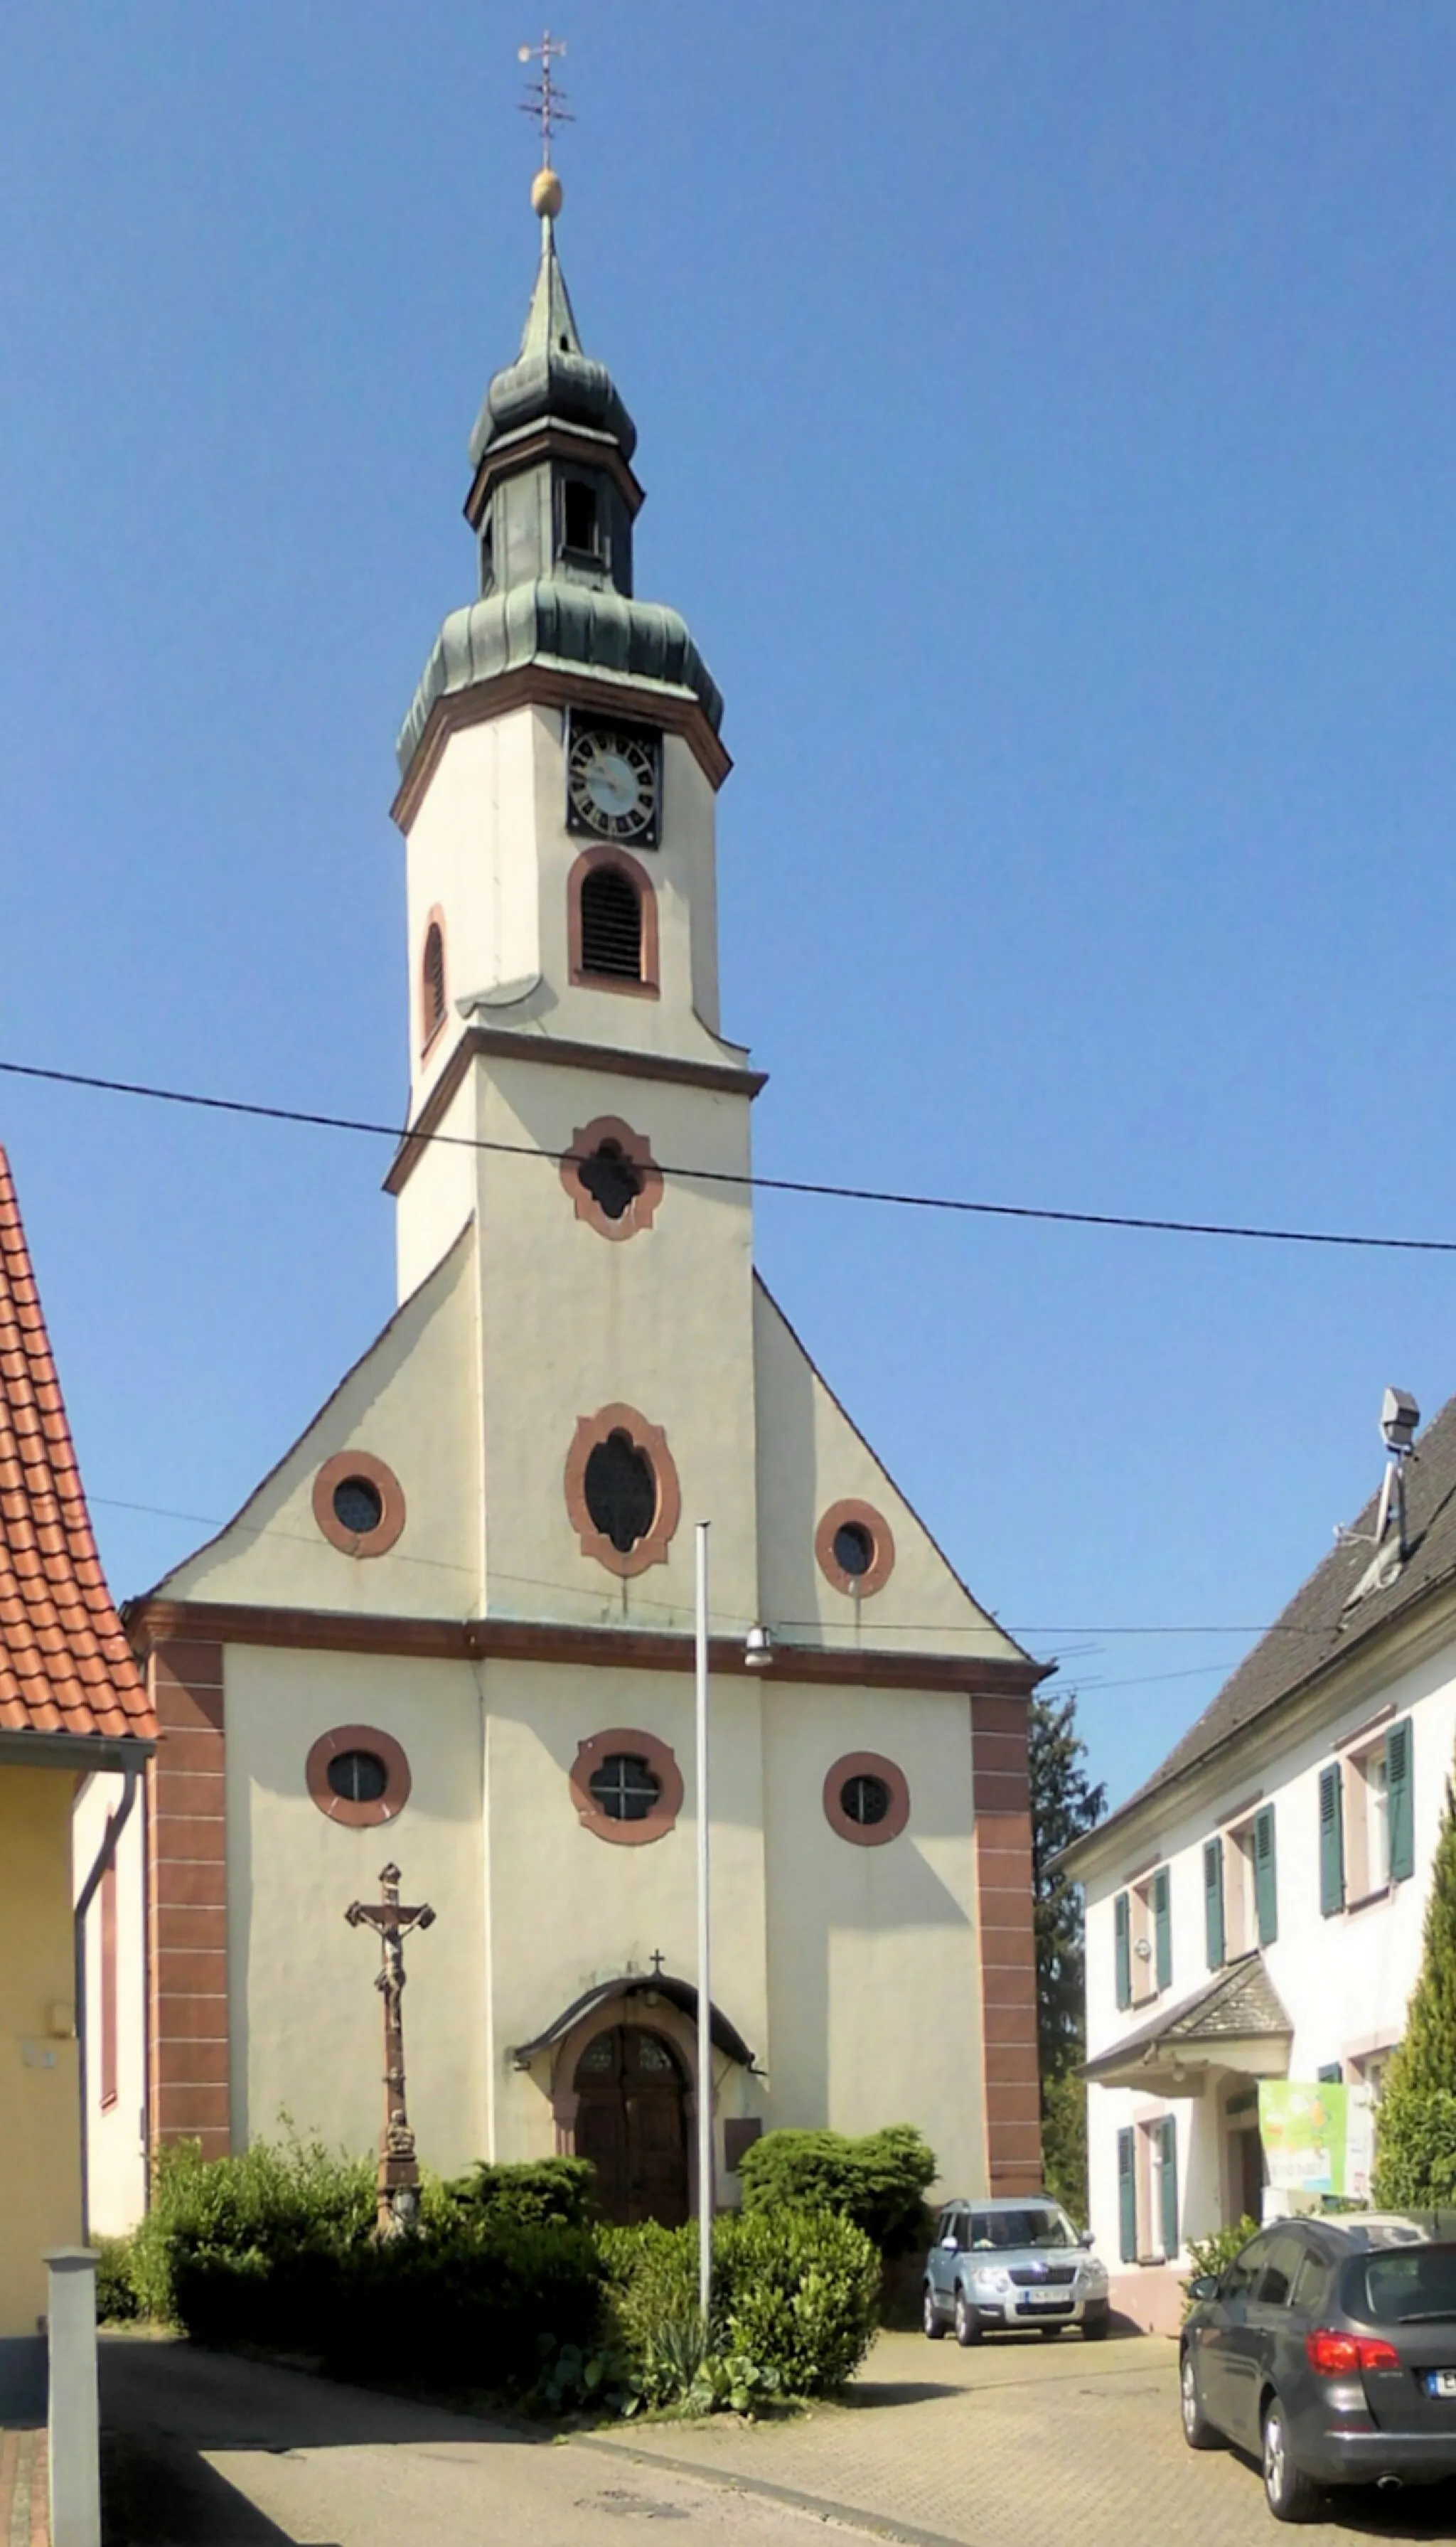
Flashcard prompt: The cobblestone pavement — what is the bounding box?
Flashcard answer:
[579,2329,1456,2547]
[0,2429,47,2547]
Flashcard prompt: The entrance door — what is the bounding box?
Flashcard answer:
[573,2025,689,2226]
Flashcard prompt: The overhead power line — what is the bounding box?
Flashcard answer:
[5,1053,1456,1256]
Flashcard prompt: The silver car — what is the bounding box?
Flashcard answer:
[922,2194,1111,2344]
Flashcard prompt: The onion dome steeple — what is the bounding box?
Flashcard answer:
[396,171,722,785]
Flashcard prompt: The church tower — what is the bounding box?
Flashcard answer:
[111,159,1049,2237]
[385,171,761,1640]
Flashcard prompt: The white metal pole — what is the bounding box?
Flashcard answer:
[695,1520,712,2327]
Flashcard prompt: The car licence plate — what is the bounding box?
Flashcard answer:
[1424,2371,1456,2398]
[1022,2290,1064,2307]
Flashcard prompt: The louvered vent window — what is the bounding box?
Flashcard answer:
[422,922,447,1035]
[579,867,643,981]
[584,1429,657,1554]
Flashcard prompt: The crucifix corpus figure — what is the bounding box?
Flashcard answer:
[345,1863,437,2236]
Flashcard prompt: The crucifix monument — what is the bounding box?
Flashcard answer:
[345,1862,437,2236]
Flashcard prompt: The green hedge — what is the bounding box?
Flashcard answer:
[601,2207,880,2400]
[737,2125,936,2256]
[121,2134,879,2410]
[1374,2089,1456,2211]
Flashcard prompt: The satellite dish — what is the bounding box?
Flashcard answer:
[458,974,542,1013]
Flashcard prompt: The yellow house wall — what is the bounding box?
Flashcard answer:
[0,1768,82,2339]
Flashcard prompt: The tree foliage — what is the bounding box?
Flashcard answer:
[1374,1768,1456,2206]
[1029,1690,1106,2081]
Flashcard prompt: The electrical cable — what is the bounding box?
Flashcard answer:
[7,1054,1456,1255]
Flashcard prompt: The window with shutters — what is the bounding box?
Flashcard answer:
[1204,1834,1226,1970]
[1334,1717,1413,1907]
[1123,1867,1170,2004]
[1116,2127,1137,2263]
[568,848,659,998]
[1219,1805,1277,1953]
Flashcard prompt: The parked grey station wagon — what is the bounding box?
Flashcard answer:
[1182,2214,1456,2520]
[922,2195,1110,2343]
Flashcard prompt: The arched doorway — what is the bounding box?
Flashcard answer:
[572,2024,688,2226]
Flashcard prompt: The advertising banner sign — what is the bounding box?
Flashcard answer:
[1258,2081,1374,2199]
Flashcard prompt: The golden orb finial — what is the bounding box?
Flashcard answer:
[531,164,564,220]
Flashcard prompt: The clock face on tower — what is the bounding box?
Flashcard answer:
[566,720,660,847]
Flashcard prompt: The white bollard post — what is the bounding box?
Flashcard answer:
[45,2249,100,2547]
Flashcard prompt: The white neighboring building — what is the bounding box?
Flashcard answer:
[1062,1391,1456,2334]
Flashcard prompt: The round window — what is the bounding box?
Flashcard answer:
[327,1749,388,1805]
[333,1475,385,1537]
[588,1753,663,1821]
[840,1772,891,1826]
[579,1140,644,1224]
[584,1431,657,1554]
[833,1520,874,1579]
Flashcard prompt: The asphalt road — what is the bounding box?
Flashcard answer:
[98,2333,857,2547]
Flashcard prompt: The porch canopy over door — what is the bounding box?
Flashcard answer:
[1083,1953,1292,2099]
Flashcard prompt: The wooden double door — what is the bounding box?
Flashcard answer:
[573,2024,689,2227]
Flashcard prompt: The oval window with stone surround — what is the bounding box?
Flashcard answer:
[823,1751,910,1849]
[560,1116,664,1243]
[564,1406,680,1578]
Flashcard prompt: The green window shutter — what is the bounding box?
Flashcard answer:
[1254,1804,1278,1945]
[1115,1890,1131,2011]
[1387,1719,1415,1884]
[1204,1837,1226,1969]
[1318,1764,1345,1916]
[1117,2127,1137,2263]
[1153,1865,1172,1991]
[1159,2114,1179,2258]
[1317,2062,1342,2083]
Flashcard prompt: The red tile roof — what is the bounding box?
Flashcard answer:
[0,1148,154,1744]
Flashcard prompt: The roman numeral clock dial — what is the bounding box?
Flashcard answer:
[567,722,660,845]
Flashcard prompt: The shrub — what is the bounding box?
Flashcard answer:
[1374,1760,1456,2208]
[1181,2216,1259,2317]
[95,2235,139,2324]
[439,2157,598,2233]
[603,2206,879,2401]
[128,2131,373,2326]
[1374,2090,1456,2211]
[737,2125,936,2257]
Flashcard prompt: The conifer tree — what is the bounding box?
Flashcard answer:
[1372,1766,1456,2209]
[1028,1691,1105,2216]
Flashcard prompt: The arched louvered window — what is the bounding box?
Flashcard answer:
[422,917,447,1045]
[579,865,643,981]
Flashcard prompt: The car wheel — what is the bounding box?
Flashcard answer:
[1082,2313,1109,2342]
[922,2287,946,2342]
[1179,2349,1221,2451]
[1261,2396,1318,2521]
[953,2290,982,2347]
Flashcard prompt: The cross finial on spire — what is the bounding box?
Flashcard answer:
[518,31,572,164]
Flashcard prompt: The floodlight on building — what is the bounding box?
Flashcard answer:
[744,1625,775,1671]
[1381,1387,1420,1456]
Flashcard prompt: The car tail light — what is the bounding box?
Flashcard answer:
[1305,2330,1401,2375]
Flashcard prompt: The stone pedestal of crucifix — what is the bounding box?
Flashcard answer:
[345,1863,436,2237]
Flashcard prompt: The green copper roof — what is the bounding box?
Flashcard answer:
[396,578,723,775]
[469,218,637,467]
[397,215,722,781]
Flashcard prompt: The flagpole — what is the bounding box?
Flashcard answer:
[695,1520,712,2325]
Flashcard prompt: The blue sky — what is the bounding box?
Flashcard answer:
[4,1,1456,1812]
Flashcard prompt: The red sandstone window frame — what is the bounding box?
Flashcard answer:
[563,1403,681,1578]
[420,907,449,1055]
[823,1750,911,1848]
[567,845,660,999]
[312,1452,408,1559]
[304,1724,414,1828]
[569,1727,684,1847]
[559,1114,665,1242]
[815,1497,896,1598]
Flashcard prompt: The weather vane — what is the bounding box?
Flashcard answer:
[518,31,573,166]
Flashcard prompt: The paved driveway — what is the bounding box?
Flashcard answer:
[583,2328,1456,2547]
